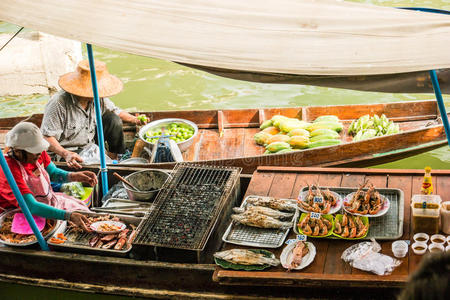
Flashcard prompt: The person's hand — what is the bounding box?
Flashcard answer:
[63,151,83,169]
[135,115,148,125]
[70,171,98,186]
[69,212,92,232]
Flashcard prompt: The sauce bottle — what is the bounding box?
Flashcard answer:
[421,166,433,195]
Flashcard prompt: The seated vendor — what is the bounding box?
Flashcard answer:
[0,122,96,230]
[40,59,146,169]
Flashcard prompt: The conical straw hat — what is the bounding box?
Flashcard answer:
[58,59,123,97]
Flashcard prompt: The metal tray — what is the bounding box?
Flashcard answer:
[103,198,153,211]
[0,208,62,247]
[222,195,298,248]
[47,212,142,257]
[295,186,404,240]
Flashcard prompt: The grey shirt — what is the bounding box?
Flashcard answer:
[41,91,122,151]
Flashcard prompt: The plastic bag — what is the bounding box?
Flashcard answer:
[341,239,401,276]
[101,183,128,205]
[79,144,113,165]
[61,182,85,199]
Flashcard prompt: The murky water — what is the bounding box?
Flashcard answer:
[1,0,450,170]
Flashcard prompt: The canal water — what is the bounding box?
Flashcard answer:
[1,1,450,171]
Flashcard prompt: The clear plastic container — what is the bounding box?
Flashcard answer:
[411,194,441,234]
[440,201,450,234]
[392,241,408,258]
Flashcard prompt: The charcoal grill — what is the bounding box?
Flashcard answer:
[132,163,241,263]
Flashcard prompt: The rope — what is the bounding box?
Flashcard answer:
[0,26,24,52]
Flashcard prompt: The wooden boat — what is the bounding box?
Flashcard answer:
[0,99,448,174]
[1,166,449,299]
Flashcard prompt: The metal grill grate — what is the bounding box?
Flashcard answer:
[298,186,404,240]
[134,163,241,250]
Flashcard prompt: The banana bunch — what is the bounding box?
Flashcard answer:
[348,114,400,142]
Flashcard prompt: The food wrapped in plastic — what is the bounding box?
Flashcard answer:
[61,182,85,199]
[341,239,401,276]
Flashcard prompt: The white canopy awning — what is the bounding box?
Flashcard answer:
[1,0,449,77]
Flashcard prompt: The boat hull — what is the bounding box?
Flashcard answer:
[0,100,447,173]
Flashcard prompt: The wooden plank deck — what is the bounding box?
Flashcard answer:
[213,166,450,288]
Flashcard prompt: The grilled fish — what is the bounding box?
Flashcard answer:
[245,197,297,212]
[231,213,292,229]
[214,249,280,266]
[233,205,294,220]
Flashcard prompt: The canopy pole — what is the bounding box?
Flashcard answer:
[86,44,108,195]
[0,153,49,250]
[429,70,450,147]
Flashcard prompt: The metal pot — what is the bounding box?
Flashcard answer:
[123,169,171,202]
[138,118,198,152]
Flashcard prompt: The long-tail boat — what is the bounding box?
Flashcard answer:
[0,99,447,173]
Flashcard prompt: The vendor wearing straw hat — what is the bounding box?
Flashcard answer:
[41,60,146,169]
[0,122,96,231]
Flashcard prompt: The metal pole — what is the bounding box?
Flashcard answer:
[86,44,109,195]
[429,70,450,147]
[0,153,49,250]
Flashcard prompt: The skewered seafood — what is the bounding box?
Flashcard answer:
[298,184,339,214]
[0,215,56,244]
[344,182,385,215]
[287,241,309,271]
[298,213,332,237]
[233,205,294,220]
[246,196,297,212]
[231,213,292,229]
[214,249,280,266]
[334,214,369,239]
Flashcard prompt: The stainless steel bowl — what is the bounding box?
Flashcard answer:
[0,208,62,247]
[138,118,198,152]
[123,169,171,202]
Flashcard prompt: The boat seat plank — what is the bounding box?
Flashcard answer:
[269,172,297,199]
[197,129,221,160]
[218,128,246,159]
[243,128,264,157]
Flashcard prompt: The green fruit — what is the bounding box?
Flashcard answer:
[276,148,294,154]
[307,121,343,133]
[309,128,340,138]
[309,134,340,143]
[271,115,289,128]
[259,120,273,130]
[288,128,310,137]
[307,139,342,148]
[266,142,291,153]
[313,115,340,123]
[253,132,272,146]
[289,136,309,149]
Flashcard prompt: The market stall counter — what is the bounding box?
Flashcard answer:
[213,166,450,288]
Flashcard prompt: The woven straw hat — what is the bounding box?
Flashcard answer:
[58,59,123,98]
